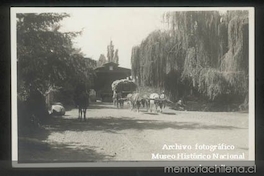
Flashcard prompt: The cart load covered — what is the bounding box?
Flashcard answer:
[111,79,137,94]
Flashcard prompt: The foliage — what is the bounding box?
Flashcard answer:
[220,11,249,95]
[107,40,115,62]
[17,13,94,125]
[97,54,107,67]
[113,49,119,64]
[106,40,119,64]
[131,10,249,108]
[17,13,93,100]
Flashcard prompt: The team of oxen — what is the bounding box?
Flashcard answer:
[74,80,185,120]
[113,91,174,113]
[74,90,185,121]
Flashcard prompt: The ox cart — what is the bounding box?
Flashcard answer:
[111,79,137,108]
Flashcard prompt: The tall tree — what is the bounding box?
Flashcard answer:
[131,10,249,107]
[107,40,114,62]
[97,54,107,67]
[17,13,93,123]
[113,49,119,64]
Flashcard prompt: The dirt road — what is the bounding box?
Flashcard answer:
[19,102,249,162]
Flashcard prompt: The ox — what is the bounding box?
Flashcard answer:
[140,94,150,112]
[127,93,141,112]
[113,91,124,108]
[149,93,167,113]
[75,91,89,121]
[149,93,159,113]
[112,91,117,106]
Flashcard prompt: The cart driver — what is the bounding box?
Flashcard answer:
[160,90,166,100]
[159,90,166,109]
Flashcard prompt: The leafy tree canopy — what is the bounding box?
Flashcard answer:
[131,10,248,106]
[17,13,93,101]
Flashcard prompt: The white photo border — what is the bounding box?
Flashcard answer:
[11,7,255,167]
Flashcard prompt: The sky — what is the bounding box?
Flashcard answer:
[58,8,232,69]
[59,8,169,69]
[12,7,244,69]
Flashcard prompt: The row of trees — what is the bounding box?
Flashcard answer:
[17,13,94,127]
[131,11,249,110]
[97,40,119,67]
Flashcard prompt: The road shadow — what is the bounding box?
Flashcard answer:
[87,102,129,110]
[47,116,246,134]
[18,125,51,141]
[160,112,176,115]
[143,112,159,115]
[18,139,114,163]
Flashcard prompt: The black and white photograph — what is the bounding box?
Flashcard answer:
[11,7,254,166]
